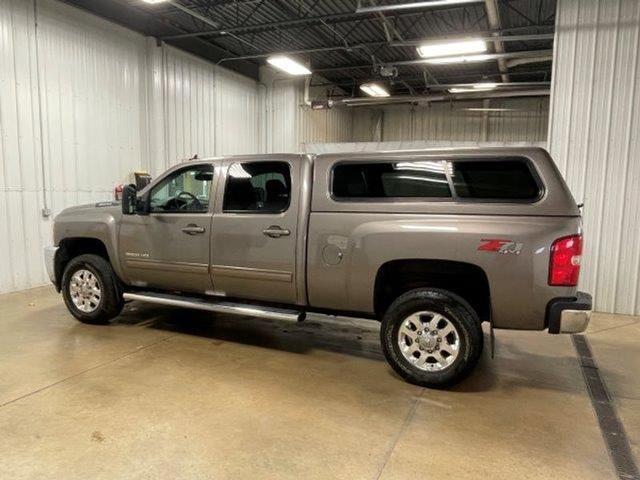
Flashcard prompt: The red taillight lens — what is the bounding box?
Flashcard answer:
[549,234,583,286]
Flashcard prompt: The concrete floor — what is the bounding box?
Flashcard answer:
[0,286,638,479]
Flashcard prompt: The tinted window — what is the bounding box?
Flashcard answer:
[452,160,540,200]
[149,164,213,213]
[332,161,451,199]
[223,161,291,213]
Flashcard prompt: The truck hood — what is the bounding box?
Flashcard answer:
[57,201,121,216]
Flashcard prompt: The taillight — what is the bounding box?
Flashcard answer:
[549,234,582,286]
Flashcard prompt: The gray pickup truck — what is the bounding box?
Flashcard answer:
[44,148,591,387]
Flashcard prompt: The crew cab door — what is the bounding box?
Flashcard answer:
[210,158,300,304]
[119,162,215,293]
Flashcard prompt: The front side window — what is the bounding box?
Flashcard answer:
[149,164,213,213]
[223,161,291,213]
[332,161,452,199]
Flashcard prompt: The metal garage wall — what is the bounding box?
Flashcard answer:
[351,97,549,143]
[0,0,263,294]
[262,73,354,153]
[0,0,149,292]
[304,140,546,154]
[548,0,640,315]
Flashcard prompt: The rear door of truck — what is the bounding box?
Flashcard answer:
[209,155,309,305]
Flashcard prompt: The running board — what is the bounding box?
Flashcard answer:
[123,292,305,322]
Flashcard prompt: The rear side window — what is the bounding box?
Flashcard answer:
[451,160,540,200]
[332,161,452,199]
[223,161,291,213]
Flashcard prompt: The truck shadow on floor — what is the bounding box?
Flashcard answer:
[108,302,589,394]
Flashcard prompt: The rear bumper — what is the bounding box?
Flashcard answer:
[546,292,592,334]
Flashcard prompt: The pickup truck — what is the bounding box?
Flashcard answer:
[44,148,592,387]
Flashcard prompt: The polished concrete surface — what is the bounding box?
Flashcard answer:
[0,286,637,479]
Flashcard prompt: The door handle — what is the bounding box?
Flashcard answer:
[181,224,205,235]
[263,226,291,238]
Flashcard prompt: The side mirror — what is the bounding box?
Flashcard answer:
[122,184,137,215]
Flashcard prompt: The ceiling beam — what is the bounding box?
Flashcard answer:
[160,7,481,40]
[389,32,554,47]
[314,49,553,72]
[217,41,390,63]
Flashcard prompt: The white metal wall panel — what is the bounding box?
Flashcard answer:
[264,78,299,153]
[215,66,261,156]
[0,0,149,292]
[161,46,216,167]
[0,0,265,294]
[263,75,354,153]
[549,0,640,315]
[351,98,548,143]
[303,141,547,154]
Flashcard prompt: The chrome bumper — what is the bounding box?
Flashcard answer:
[44,246,58,284]
[547,292,592,334]
[558,309,591,334]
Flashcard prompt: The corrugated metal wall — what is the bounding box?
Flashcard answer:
[0,0,262,293]
[549,0,640,315]
[262,74,354,152]
[351,97,549,143]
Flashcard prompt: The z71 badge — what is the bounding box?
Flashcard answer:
[478,239,523,255]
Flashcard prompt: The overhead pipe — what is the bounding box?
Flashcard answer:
[326,88,550,107]
[389,32,554,47]
[216,41,388,64]
[384,49,553,68]
[505,56,553,68]
[356,0,481,13]
[484,0,509,82]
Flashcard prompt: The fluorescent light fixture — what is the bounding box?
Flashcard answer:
[267,55,311,76]
[357,0,480,13]
[417,39,487,59]
[464,107,520,112]
[425,53,493,65]
[448,83,499,93]
[143,0,169,4]
[360,83,390,97]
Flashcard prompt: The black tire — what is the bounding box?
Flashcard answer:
[61,254,124,324]
[380,288,483,388]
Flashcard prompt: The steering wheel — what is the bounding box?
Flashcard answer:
[176,191,202,210]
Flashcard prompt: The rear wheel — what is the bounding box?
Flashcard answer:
[61,254,124,324]
[380,288,483,388]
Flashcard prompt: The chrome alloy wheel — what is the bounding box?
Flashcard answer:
[397,311,461,372]
[69,269,102,313]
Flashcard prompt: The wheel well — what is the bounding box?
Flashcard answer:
[374,259,491,322]
[55,238,110,289]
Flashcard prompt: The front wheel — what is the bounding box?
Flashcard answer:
[61,254,124,324]
[380,288,483,388]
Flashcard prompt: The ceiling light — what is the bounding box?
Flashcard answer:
[417,39,487,59]
[357,0,480,13]
[267,56,311,76]
[143,0,169,4]
[464,108,520,112]
[448,83,499,93]
[360,83,390,97]
[425,53,493,65]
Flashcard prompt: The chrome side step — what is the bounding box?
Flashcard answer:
[123,291,305,322]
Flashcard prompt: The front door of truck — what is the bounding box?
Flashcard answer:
[119,162,215,293]
[210,159,300,304]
